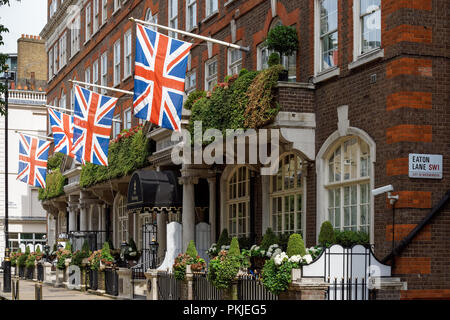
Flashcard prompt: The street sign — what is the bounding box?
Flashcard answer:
[409,153,443,179]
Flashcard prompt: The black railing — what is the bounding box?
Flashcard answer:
[157,272,181,300]
[37,264,44,281]
[193,272,223,300]
[68,231,111,252]
[327,277,372,300]
[105,268,119,296]
[237,274,278,300]
[88,269,98,291]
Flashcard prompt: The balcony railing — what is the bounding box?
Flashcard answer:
[6,90,46,105]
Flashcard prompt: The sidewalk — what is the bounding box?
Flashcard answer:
[0,277,114,300]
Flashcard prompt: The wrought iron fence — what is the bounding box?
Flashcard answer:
[157,272,181,300]
[105,268,119,296]
[68,231,111,252]
[193,272,223,300]
[326,277,374,300]
[237,274,278,300]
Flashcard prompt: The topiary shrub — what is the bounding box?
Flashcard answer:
[318,221,336,247]
[264,25,299,59]
[65,241,72,253]
[334,230,370,247]
[228,237,240,257]
[186,240,198,258]
[268,52,281,67]
[217,229,231,249]
[286,233,306,257]
[260,228,278,250]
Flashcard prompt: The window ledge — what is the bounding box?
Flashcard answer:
[224,0,236,7]
[348,49,384,70]
[69,50,79,61]
[122,74,132,82]
[83,38,91,46]
[112,8,120,16]
[312,67,340,84]
[185,26,198,34]
[201,11,219,24]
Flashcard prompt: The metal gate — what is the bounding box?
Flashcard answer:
[141,223,158,271]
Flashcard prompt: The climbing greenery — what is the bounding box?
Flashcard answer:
[38,153,67,201]
[188,65,282,138]
[80,125,151,188]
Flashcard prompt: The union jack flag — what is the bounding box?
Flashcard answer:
[48,108,75,158]
[72,85,118,166]
[17,133,51,188]
[133,24,192,131]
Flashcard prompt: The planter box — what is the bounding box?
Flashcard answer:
[97,270,106,293]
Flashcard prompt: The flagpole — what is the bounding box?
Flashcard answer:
[14,130,54,141]
[69,79,134,95]
[129,17,250,52]
[44,104,121,123]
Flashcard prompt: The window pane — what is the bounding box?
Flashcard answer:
[334,146,341,181]
[321,32,338,70]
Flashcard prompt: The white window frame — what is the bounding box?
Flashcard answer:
[314,0,338,74]
[269,153,306,236]
[353,0,381,59]
[101,0,108,25]
[124,108,132,129]
[85,66,91,90]
[168,0,178,38]
[70,15,80,57]
[204,58,217,92]
[114,195,128,248]
[186,0,197,31]
[113,40,121,86]
[48,48,53,80]
[325,137,371,233]
[85,3,92,42]
[59,32,67,69]
[227,47,242,76]
[50,0,57,18]
[145,8,158,31]
[113,0,121,14]
[70,85,75,110]
[113,114,121,138]
[53,44,58,75]
[101,52,108,94]
[185,70,196,94]
[124,30,132,79]
[206,0,218,18]
[227,166,250,238]
[59,90,66,109]
[93,0,99,34]
[92,59,99,93]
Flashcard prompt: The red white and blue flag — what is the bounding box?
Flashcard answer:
[48,108,75,158]
[72,85,118,166]
[133,24,192,131]
[17,133,51,188]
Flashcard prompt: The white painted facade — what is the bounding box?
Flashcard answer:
[0,90,48,261]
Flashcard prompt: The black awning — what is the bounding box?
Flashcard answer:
[126,170,182,211]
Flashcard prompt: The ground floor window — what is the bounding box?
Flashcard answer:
[8,232,46,252]
[227,166,250,238]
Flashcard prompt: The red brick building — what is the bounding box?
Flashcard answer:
[40,0,449,299]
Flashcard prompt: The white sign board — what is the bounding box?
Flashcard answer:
[409,153,442,179]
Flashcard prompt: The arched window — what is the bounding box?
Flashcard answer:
[325,137,370,233]
[59,89,66,109]
[270,153,304,235]
[145,8,158,31]
[227,166,250,238]
[114,195,128,247]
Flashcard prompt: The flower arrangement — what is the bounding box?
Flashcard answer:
[87,250,102,271]
[111,123,144,144]
[173,240,206,280]
[16,252,27,268]
[25,252,36,269]
[10,251,18,266]
[100,242,115,267]
[56,249,72,270]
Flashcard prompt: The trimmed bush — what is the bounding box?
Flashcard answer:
[186,240,198,258]
[260,228,278,250]
[334,230,370,247]
[286,233,306,257]
[268,52,280,67]
[318,221,336,247]
[228,237,240,257]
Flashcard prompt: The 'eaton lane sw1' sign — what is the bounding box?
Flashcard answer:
[409,153,443,179]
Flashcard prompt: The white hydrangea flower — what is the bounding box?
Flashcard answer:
[254,246,260,251]
[250,245,257,251]
[288,255,302,263]
[260,250,265,255]
[273,248,282,256]
[303,254,313,264]
[266,251,272,258]
[274,252,288,266]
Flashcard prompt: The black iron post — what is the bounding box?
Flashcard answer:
[2,71,11,292]
[150,237,159,269]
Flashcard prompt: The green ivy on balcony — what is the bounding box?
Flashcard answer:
[187,65,283,141]
[79,124,151,188]
[38,153,67,201]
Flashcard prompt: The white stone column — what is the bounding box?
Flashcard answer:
[79,203,88,231]
[68,207,77,232]
[179,176,198,252]
[87,204,93,231]
[207,177,217,244]
[157,210,168,261]
[97,203,105,245]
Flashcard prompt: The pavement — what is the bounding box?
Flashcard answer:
[0,276,114,300]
